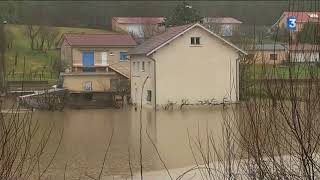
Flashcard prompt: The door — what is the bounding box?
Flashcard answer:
[101,52,108,65]
[82,51,94,67]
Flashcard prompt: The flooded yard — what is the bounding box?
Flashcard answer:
[27,107,230,179]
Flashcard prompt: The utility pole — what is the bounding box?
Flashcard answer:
[0,21,6,94]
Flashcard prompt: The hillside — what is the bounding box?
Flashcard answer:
[4,24,110,82]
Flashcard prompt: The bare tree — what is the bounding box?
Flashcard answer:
[45,27,59,51]
[130,24,164,44]
[25,25,41,50]
[0,98,63,180]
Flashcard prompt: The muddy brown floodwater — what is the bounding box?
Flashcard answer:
[25,106,232,180]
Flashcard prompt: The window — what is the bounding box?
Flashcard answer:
[120,52,128,61]
[270,54,278,60]
[142,61,145,71]
[137,62,140,72]
[147,90,152,102]
[196,37,200,44]
[83,81,92,91]
[101,52,108,65]
[191,37,200,45]
[133,62,136,73]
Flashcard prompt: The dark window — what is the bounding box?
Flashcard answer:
[191,37,201,45]
[142,61,145,71]
[147,90,152,102]
[120,52,128,61]
[270,54,278,60]
[195,37,200,44]
[191,37,195,44]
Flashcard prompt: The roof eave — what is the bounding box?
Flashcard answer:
[135,23,248,57]
[69,44,137,47]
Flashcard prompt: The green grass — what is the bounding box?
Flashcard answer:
[243,64,320,80]
[240,64,320,100]
[4,24,110,82]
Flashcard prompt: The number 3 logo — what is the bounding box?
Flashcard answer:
[288,19,296,28]
[287,16,297,30]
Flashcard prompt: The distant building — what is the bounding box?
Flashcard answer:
[202,17,242,37]
[129,23,246,108]
[60,33,136,93]
[272,12,320,32]
[112,17,165,39]
[289,44,320,63]
[244,43,320,64]
[244,44,288,64]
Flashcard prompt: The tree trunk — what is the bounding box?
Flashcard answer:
[40,38,45,51]
[31,38,34,50]
[0,24,6,93]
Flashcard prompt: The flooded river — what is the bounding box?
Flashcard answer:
[5,104,233,179]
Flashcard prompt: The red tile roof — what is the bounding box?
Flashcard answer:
[203,17,242,24]
[129,23,247,55]
[113,17,165,24]
[63,33,137,46]
[283,12,320,23]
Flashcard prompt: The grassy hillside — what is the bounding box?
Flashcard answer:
[4,24,110,82]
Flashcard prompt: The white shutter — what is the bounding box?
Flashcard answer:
[101,52,108,65]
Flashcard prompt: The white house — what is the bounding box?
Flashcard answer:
[129,23,247,109]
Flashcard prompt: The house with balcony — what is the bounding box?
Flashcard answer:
[60,33,136,93]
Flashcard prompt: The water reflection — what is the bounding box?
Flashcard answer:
[29,106,230,179]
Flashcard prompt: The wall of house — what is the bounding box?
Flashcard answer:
[247,50,288,64]
[63,74,115,92]
[130,55,155,108]
[61,40,72,66]
[131,26,241,107]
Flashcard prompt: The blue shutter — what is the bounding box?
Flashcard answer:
[82,51,94,67]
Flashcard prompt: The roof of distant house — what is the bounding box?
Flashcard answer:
[112,17,165,24]
[244,44,288,51]
[63,33,137,46]
[281,12,320,23]
[202,17,242,24]
[288,44,320,51]
[129,23,247,56]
